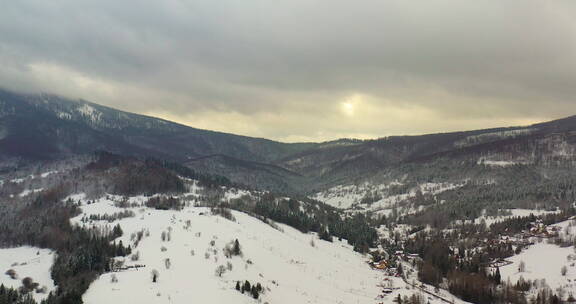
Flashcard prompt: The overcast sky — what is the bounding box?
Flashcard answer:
[1,0,575,142]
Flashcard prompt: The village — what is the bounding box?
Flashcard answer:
[366,216,573,303]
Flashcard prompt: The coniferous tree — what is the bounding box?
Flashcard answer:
[233,239,241,256]
[251,286,259,299]
[243,281,251,294]
[494,267,501,284]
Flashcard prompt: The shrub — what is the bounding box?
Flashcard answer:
[131,251,140,261]
[21,277,38,293]
[518,261,526,272]
[151,270,159,283]
[36,286,47,294]
[211,207,236,222]
[5,269,17,280]
[224,239,243,258]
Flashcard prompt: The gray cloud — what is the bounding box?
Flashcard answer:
[1,0,575,141]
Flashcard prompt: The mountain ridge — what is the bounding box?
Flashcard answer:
[2,87,576,194]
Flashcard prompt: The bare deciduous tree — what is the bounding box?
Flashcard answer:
[518,261,526,273]
[215,265,226,277]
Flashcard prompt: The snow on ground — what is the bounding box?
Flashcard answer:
[312,184,371,209]
[552,218,576,237]
[76,104,102,122]
[380,262,472,304]
[19,188,44,197]
[474,209,560,226]
[0,247,56,302]
[367,183,463,215]
[70,195,385,304]
[500,242,576,294]
[40,171,58,178]
[477,157,531,167]
[222,188,252,201]
[9,177,27,184]
[5,171,58,185]
[313,182,464,212]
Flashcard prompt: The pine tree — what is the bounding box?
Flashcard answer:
[117,240,124,256]
[494,267,501,284]
[251,286,259,299]
[112,224,123,238]
[235,281,241,291]
[233,239,241,256]
[243,281,251,293]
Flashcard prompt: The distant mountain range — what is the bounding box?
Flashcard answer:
[2,88,575,194]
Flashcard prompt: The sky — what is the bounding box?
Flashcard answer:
[1,0,575,142]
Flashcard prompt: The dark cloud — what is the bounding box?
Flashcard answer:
[1,0,575,141]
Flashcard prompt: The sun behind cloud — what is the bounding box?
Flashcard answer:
[340,94,364,117]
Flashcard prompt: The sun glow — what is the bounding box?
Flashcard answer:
[340,94,364,117]
[341,102,354,116]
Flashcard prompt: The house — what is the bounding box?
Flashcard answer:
[373,260,389,270]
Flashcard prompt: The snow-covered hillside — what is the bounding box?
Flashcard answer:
[0,247,56,302]
[454,129,534,148]
[500,219,576,297]
[501,243,575,294]
[312,182,464,216]
[69,195,383,304]
[471,208,560,227]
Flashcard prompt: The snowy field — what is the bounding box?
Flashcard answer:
[71,195,384,304]
[0,246,56,302]
[500,242,576,294]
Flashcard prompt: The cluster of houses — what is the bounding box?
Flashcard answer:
[526,219,560,237]
[369,249,421,277]
[369,251,401,277]
[486,218,560,248]
[493,219,560,247]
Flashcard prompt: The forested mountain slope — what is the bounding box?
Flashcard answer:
[2,88,576,196]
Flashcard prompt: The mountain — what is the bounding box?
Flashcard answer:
[0,89,317,192]
[2,88,576,196]
[275,118,576,201]
[0,89,317,162]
